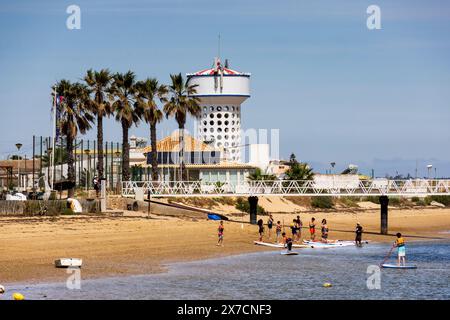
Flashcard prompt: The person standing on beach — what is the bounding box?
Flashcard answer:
[275,221,282,243]
[217,221,224,246]
[309,217,316,241]
[267,214,274,239]
[355,223,363,247]
[321,219,329,243]
[257,219,265,241]
[394,233,406,266]
[93,176,100,197]
[295,215,303,241]
[290,219,298,241]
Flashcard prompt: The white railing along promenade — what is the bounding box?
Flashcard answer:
[121,179,450,198]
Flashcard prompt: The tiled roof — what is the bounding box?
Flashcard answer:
[139,131,218,153]
[137,161,255,170]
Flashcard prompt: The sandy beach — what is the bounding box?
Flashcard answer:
[1,207,450,285]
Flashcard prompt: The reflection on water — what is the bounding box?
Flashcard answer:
[5,241,450,300]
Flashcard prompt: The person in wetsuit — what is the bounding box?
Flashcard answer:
[257,219,264,241]
[267,214,274,239]
[295,215,303,241]
[355,223,363,247]
[321,219,329,243]
[290,219,298,241]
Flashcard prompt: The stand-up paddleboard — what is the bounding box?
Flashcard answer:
[381,264,417,269]
[281,251,299,255]
[302,240,355,248]
[302,240,369,248]
[253,241,307,248]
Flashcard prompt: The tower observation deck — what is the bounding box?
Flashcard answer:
[187,58,250,162]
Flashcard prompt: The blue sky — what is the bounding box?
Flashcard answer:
[1,0,449,177]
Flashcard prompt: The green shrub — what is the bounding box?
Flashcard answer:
[364,196,380,204]
[49,191,57,201]
[311,196,334,209]
[61,207,75,215]
[389,197,401,206]
[411,197,420,203]
[339,197,359,208]
[416,200,426,206]
[212,197,235,206]
[235,197,266,214]
[427,195,450,206]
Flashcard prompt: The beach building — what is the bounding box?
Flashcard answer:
[135,131,255,183]
[0,159,41,190]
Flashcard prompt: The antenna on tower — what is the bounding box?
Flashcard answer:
[218,34,221,60]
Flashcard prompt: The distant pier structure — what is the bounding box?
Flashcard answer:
[187,58,250,162]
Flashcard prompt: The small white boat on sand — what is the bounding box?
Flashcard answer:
[54,258,83,268]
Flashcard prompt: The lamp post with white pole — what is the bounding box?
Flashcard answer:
[15,143,22,191]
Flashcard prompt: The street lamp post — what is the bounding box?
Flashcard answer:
[15,143,22,190]
[84,149,90,191]
[330,162,336,175]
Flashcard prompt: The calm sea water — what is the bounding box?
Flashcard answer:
[4,241,450,300]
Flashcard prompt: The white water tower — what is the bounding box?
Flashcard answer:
[187,58,250,162]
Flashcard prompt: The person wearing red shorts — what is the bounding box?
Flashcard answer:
[309,217,316,241]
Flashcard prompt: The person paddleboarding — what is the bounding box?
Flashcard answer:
[282,232,293,251]
[395,233,407,266]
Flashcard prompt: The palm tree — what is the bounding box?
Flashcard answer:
[53,80,93,197]
[136,78,168,181]
[285,162,314,181]
[84,69,112,179]
[110,71,139,182]
[164,73,201,180]
[248,167,277,181]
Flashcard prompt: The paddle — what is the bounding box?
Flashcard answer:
[380,243,395,267]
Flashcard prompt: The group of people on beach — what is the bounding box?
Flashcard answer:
[256,214,363,245]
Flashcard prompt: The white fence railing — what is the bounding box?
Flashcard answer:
[121,179,450,197]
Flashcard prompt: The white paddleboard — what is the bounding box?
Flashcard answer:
[381,264,417,269]
[302,240,365,248]
[281,251,299,255]
[253,241,307,248]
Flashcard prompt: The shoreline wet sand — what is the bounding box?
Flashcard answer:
[1,207,449,285]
